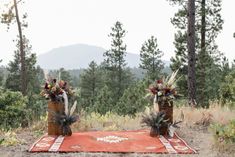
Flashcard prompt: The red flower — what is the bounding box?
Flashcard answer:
[156,80,163,84]
[150,87,157,95]
[53,79,57,83]
[44,83,49,89]
[58,89,64,95]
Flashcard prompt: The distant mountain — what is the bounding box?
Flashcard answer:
[37,44,170,70]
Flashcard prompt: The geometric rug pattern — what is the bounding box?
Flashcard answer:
[29,130,197,154]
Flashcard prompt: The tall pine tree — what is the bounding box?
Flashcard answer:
[1,0,28,95]
[139,36,164,82]
[79,61,103,110]
[104,21,133,103]
[5,36,43,95]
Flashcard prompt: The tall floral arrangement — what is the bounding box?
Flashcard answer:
[41,78,78,136]
[142,70,180,137]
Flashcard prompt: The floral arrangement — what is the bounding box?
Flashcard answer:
[40,79,74,102]
[41,78,78,136]
[147,70,179,103]
[143,70,182,137]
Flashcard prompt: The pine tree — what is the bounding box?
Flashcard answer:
[79,61,103,109]
[1,0,28,95]
[59,68,73,84]
[5,36,42,95]
[47,68,73,85]
[104,21,133,103]
[221,57,230,80]
[139,36,164,82]
[219,69,235,104]
[168,0,224,106]
[93,85,113,115]
[117,80,149,116]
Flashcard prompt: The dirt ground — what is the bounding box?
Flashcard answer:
[1,124,234,157]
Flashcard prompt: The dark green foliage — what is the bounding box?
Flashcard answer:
[79,61,103,109]
[68,70,86,89]
[5,36,43,95]
[3,37,45,128]
[219,70,235,105]
[5,51,21,91]
[221,57,231,81]
[168,0,224,106]
[59,68,73,85]
[0,88,28,129]
[129,68,146,80]
[170,32,188,96]
[60,67,168,83]
[27,94,47,122]
[104,21,133,103]
[104,21,127,69]
[140,36,164,82]
[117,80,150,116]
[92,85,113,115]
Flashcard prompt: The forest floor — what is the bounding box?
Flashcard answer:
[1,105,235,157]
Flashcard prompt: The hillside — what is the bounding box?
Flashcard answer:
[37,44,170,70]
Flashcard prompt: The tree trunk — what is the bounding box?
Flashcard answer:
[14,0,27,96]
[187,0,197,106]
[199,0,206,106]
[118,47,122,99]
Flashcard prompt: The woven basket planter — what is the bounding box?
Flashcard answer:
[48,101,64,135]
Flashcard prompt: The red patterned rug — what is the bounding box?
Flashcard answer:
[29,130,197,154]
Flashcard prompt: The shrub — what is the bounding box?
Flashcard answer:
[117,81,149,116]
[211,120,235,143]
[219,70,235,106]
[0,89,28,129]
[0,131,24,146]
[27,94,47,122]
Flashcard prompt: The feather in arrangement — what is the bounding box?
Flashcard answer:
[141,111,169,136]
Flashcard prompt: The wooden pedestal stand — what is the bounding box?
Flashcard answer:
[48,101,64,135]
